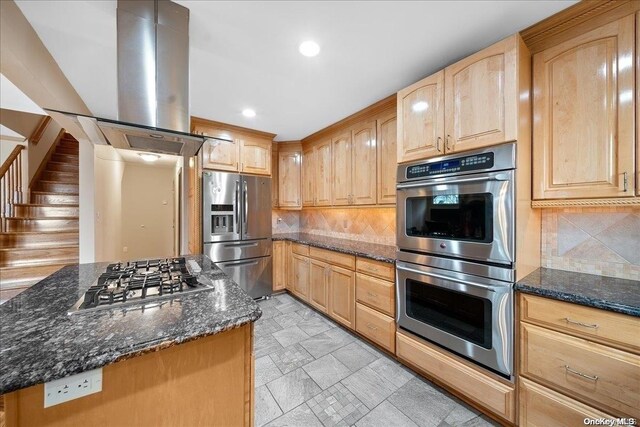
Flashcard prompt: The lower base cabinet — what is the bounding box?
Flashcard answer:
[290,253,310,301]
[355,302,395,352]
[309,259,329,313]
[327,265,355,329]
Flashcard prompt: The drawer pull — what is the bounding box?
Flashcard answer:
[366,323,378,331]
[564,317,599,329]
[367,292,378,298]
[564,365,598,381]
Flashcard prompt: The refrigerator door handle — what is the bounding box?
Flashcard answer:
[243,179,248,235]
[234,180,240,232]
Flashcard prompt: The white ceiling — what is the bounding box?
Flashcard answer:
[15,1,575,141]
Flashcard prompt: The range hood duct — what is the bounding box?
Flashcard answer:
[45,0,204,157]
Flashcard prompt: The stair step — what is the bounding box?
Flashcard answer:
[0,231,79,248]
[51,153,79,164]
[46,161,79,173]
[41,170,78,182]
[0,263,67,287]
[31,192,79,204]
[13,204,80,218]
[36,180,79,194]
[55,146,79,155]
[0,245,78,268]
[5,217,79,232]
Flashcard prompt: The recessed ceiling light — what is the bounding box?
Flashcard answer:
[138,153,160,162]
[412,101,429,112]
[299,40,320,57]
[242,108,256,118]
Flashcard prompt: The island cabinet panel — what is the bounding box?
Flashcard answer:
[290,253,310,301]
[272,241,286,291]
[376,110,397,204]
[327,265,355,330]
[240,136,271,176]
[351,121,377,205]
[532,15,636,199]
[397,70,445,163]
[331,131,352,206]
[302,146,315,206]
[314,140,332,206]
[5,324,254,427]
[309,258,329,313]
[278,150,301,208]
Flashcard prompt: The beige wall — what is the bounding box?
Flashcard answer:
[121,162,175,261]
[27,119,62,184]
[94,145,123,263]
[541,207,640,280]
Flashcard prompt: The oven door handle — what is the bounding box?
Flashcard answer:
[396,263,498,292]
[397,173,510,190]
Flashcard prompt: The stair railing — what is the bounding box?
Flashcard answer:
[0,145,25,232]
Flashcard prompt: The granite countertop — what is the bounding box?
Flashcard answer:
[515,268,640,317]
[0,255,261,394]
[272,232,396,263]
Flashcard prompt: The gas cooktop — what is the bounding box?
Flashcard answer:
[68,257,214,314]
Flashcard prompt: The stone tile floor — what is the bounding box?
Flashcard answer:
[255,293,501,427]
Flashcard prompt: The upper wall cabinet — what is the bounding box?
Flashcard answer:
[397,34,529,163]
[331,131,353,206]
[351,120,377,205]
[377,110,398,204]
[271,144,279,208]
[302,146,315,207]
[278,144,302,209]
[315,140,332,206]
[532,15,636,200]
[191,117,275,176]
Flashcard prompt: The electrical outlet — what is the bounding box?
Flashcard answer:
[44,368,102,408]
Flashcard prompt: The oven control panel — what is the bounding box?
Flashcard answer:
[406,153,495,179]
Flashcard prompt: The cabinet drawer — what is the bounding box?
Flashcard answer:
[519,378,615,426]
[292,243,310,257]
[356,303,395,352]
[309,247,355,270]
[356,273,395,317]
[397,330,515,423]
[520,294,639,354]
[520,323,640,418]
[356,257,394,281]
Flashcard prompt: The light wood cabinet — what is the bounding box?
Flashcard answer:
[271,144,279,207]
[397,70,445,163]
[272,241,286,291]
[290,253,310,301]
[351,121,377,205]
[201,137,240,172]
[327,265,355,330]
[309,259,328,313]
[240,136,271,175]
[532,15,636,199]
[376,111,397,204]
[315,140,332,206]
[302,147,315,206]
[355,273,395,317]
[331,131,352,206]
[356,302,395,352]
[284,241,293,291]
[278,149,301,209]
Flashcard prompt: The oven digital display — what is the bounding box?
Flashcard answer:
[406,153,494,179]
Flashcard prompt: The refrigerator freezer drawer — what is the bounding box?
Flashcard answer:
[204,239,272,263]
[217,256,272,299]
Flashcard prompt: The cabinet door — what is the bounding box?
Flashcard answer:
[285,241,293,291]
[240,137,271,176]
[291,253,310,301]
[309,259,328,313]
[272,241,285,291]
[328,265,355,330]
[377,111,397,204]
[302,147,315,206]
[201,137,240,172]
[397,70,444,163]
[533,16,635,199]
[351,121,377,205]
[444,35,518,153]
[278,151,301,208]
[315,140,332,206]
[271,145,279,207]
[331,132,352,205]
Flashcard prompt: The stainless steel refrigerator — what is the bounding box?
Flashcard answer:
[202,171,272,299]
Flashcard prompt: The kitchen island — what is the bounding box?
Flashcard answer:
[0,255,261,427]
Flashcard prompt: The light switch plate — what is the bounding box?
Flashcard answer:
[44,368,102,408]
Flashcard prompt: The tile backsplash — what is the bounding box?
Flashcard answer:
[272,208,396,246]
[542,207,640,280]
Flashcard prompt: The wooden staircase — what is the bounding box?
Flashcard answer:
[0,133,79,302]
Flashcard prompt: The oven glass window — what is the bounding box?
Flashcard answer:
[406,279,492,349]
[405,193,493,242]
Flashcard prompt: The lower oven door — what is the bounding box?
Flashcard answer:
[396,260,513,377]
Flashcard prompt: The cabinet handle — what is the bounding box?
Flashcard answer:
[565,365,598,381]
[446,135,452,151]
[564,318,598,329]
[367,292,378,298]
[623,171,628,192]
[436,136,442,153]
[366,323,378,331]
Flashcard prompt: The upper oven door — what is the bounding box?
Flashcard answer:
[397,170,514,265]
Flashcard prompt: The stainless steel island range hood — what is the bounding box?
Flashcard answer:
[46,0,204,157]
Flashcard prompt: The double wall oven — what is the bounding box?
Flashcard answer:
[396,143,516,377]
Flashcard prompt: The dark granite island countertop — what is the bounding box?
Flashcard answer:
[0,255,261,394]
[515,268,640,317]
[272,232,396,263]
